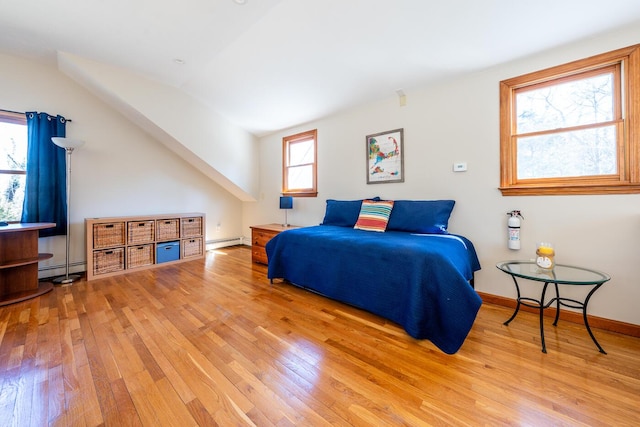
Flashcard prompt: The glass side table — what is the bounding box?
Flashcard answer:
[496,261,611,354]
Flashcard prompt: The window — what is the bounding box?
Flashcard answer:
[0,111,27,221]
[282,129,317,197]
[499,44,640,195]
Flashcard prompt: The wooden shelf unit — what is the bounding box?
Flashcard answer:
[85,213,205,281]
[0,222,55,306]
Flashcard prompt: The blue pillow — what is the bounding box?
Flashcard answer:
[386,200,455,234]
[321,197,380,227]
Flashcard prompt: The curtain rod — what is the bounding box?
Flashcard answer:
[0,108,72,122]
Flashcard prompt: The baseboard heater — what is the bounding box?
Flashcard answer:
[206,236,244,249]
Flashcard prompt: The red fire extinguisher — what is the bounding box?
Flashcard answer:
[507,210,523,250]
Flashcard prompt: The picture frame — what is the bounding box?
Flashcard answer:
[366,128,404,184]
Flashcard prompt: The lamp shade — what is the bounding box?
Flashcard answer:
[52,137,85,150]
[279,196,293,209]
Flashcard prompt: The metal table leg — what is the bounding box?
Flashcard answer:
[503,275,522,326]
[539,282,550,353]
[583,283,607,354]
[552,283,561,326]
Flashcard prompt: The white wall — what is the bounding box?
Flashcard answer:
[0,53,244,277]
[3,27,638,325]
[246,26,640,326]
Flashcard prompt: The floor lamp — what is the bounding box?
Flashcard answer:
[51,137,85,284]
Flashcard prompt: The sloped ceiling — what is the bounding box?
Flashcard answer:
[3,0,640,136]
[2,0,640,199]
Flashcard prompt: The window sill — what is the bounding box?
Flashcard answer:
[282,191,318,198]
[499,184,640,196]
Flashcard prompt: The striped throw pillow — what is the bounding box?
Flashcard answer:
[354,199,394,232]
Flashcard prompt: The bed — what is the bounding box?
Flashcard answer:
[265,198,482,354]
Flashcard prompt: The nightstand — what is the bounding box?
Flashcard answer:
[250,224,297,265]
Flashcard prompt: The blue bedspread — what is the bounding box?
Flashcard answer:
[266,225,482,354]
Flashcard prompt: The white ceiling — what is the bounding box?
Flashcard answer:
[2,0,640,136]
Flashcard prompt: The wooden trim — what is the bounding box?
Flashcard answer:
[515,120,621,140]
[501,44,640,88]
[282,129,318,196]
[499,183,640,196]
[628,45,640,183]
[499,81,513,189]
[478,291,640,338]
[281,191,318,197]
[0,110,26,125]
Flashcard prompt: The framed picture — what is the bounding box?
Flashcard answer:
[366,128,404,184]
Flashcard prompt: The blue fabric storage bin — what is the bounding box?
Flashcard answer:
[157,240,180,263]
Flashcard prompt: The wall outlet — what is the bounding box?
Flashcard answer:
[453,162,467,172]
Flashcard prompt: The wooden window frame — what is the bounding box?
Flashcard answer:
[282,129,318,197]
[499,44,640,196]
[0,110,27,174]
[0,111,27,223]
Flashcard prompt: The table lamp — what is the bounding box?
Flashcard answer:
[279,196,293,227]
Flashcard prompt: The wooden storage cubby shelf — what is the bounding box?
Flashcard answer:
[86,213,205,281]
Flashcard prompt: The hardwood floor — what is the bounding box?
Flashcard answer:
[1,246,638,426]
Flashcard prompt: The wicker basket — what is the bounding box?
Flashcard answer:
[181,217,202,238]
[93,222,125,249]
[127,220,155,244]
[93,248,125,275]
[156,219,180,241]
[182,237,203,258]
[127,244,154,269]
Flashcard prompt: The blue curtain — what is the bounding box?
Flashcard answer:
[21,112,67,237]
